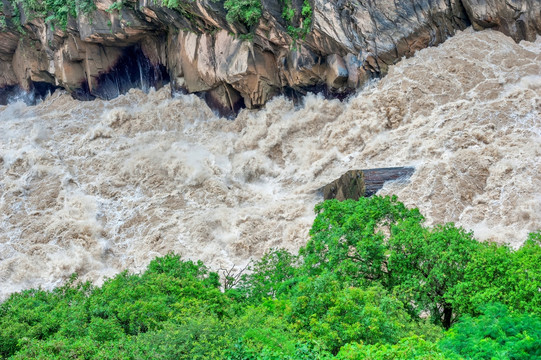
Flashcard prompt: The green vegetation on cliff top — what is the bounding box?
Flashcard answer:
[1,0,95,31]
[1,196,540,359]
[1,0,312,42]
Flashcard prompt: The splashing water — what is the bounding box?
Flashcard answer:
[1,29,540,299]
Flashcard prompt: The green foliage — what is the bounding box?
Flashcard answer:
[303,196,422,282]
[6,0,96,31]
[278,0,312,41]
[228,339,333,360]
[106,1,123,13]
[238,32,254,41]
[135,317,238,359]
[221,0,312,41]
[146,252,220,289]
[286,273,439,354]
[225,307,306,359]
[160,0,179,8]
[223,0,261,27]
[160,0,223,32]
[281,0,294,23]
[160,0,194,13]
[0,254,229,358]
[337,336,453,360]
[1,197,540,359]
[388,222,479,328]
[0,274,93,358]
[0,1,6,30]
[440,303,541,359]
[302,196,480,328]
[449,231,541,318]
[236,248,299,301]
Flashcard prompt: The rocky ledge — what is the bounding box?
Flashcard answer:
[0,0,540,113]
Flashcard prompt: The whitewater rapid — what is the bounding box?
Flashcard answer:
[1,29,540,299]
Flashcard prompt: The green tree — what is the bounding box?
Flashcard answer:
[301,196,479,328]
[387,221,479,328]
[302,196,423,285]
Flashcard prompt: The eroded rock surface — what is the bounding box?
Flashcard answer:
[0,0,539,110]
[322,170,365,201]
[322,167,415,200]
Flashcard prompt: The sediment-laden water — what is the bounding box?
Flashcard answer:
[1,29,540,299]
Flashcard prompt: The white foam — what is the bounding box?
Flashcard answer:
[0,29,540,299]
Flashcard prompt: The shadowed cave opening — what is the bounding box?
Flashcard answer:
[0,82,58,106]
[3,45,374,117]
[72,45,170,101]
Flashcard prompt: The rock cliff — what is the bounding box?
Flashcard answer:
[0,0,540,112]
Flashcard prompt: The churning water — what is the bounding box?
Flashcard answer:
[1,29,540,299]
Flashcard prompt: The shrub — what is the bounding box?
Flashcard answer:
[440,303,541,359]
[337,336,452,360]
[223,0,261,27]
[8,0,95,30]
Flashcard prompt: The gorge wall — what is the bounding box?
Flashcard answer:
[0,0,540,111]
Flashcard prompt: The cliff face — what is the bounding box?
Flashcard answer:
[0,0,540,111]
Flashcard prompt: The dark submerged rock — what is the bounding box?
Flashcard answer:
[322,167,415,200]
[322,170,365,201]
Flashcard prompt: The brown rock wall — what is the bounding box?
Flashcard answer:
[463,0,541,41]
[0,0,539,110]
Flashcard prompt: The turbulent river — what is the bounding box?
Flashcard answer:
[1,29,540,299]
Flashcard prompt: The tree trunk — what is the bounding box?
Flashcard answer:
[442,306,453,329]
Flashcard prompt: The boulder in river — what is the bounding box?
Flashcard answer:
[322,167,415,200]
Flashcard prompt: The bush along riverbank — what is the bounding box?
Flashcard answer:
[1,196,540,359]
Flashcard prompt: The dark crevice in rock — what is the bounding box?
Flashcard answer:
[281,84,358,105]
[0,85,21,105]
[32,82,58,100]
[89,46,170,100]
[2,46,170,105]
[451,0,472,28]
[0,82,57,105]
[200,85,246,119]
[71,81,97,101]
[170,84,246,119]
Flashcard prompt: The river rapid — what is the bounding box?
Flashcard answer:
[1,29,540,299]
